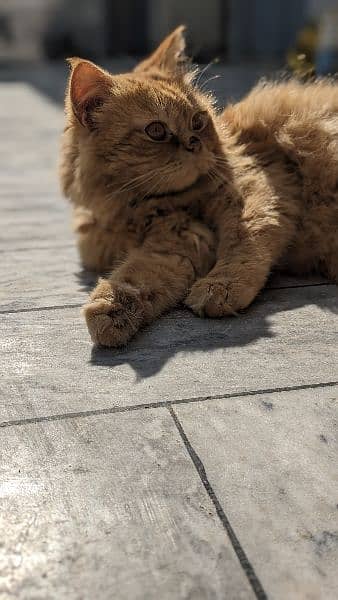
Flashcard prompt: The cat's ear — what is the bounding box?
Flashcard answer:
[134,25,188,77]
[67,58,112,129]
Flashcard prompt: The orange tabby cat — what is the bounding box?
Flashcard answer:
[60,26,338,347]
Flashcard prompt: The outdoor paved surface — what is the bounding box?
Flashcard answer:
[1,66,338,600]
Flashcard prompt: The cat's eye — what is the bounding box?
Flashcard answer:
[191,111,208,131]
[145,121,167,141]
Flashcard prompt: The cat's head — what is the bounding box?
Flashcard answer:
[66,27,221,198]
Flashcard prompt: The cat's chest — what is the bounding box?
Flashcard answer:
[125,199,200,242]
[82,177,223,242]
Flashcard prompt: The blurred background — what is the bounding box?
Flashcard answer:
[1,0,338,103]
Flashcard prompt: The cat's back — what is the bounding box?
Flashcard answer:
[222,79,338,188]
[223,78,338,137]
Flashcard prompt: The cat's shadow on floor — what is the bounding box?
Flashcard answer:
[76,269,337,379]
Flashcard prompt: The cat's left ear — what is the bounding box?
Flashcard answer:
[134,25,188,78]
[67,58,113,129]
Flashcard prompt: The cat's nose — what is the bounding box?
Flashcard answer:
[185,135,201,153]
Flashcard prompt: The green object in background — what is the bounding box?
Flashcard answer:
[288,5,338,78]
[287,21,318,78]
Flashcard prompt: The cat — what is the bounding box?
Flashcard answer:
[60,26,338,347]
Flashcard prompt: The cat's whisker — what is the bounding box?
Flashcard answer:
[118,171,159,191]
[140,166,180,200]
[125,169,165,201]
[113,168,169,196]
[214,163,229,175]
[208,167,227,188]
[106,176,142,195]
[210,159,228,173]
[119,177,155,195]
[214,156,230,170]
[193,61,214,88]
[207,170,220,186]
[200,74,221,92]
[142,170,175,199]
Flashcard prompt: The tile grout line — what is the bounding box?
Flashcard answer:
[0,244,75,255]
[265,282,334,290]
[0,282,335,315]
[1,380,337,429]
[0,303,83,315]
[0,284,335,315]
[168,405,268,600]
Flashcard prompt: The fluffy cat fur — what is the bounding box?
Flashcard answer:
[60,26,338,347]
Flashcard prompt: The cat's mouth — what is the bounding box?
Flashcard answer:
[161,153,215,191]
[126,151,217,202]
[140,157,216,200]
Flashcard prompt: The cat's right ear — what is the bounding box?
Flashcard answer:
[67,58,112,129]
[134,25,188,77]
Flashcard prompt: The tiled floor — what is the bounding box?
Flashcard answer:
[1,68,337,600]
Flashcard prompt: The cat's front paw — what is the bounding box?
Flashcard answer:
[185,278,256,318]
[83,280,145,347]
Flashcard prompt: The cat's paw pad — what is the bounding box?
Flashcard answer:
[185,278,255,318]
[185,279,235,317]
[83,283,144,347]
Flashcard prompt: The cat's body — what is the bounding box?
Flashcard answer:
[60,27,338,346]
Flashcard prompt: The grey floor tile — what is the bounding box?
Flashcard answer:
[0,191,66,212]
[0,83,66,250]
[0,240,330,312]
[1,285,337,422]
[0,182,69,252]
[0,212,72,251]
[0,408,254,600]
[1,70,337,600]
[0,82,62,115]
[175,385,338,600]
[266,273,330,289]
[0,245,89,311]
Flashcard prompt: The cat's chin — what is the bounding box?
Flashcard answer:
[144,176,200,198]
[170,159,213,190]
[142,166,200,197]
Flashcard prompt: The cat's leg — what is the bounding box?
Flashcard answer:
[83,252,194,346]
[73,207,127,272]
[186,200,297,317]
[282,204,338,284]
[322,236,338,284]
[83,216,215,346]
[325,256,338,283]
[318,206,338,284]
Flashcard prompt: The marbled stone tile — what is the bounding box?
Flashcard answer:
[0,409,253,600]
[176,385,338,600]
